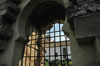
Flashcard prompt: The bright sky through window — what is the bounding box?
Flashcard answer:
[45,23,69,42]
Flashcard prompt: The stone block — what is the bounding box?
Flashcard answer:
[74,13,100,39]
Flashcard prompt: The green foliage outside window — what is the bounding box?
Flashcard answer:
[45,59,72,66]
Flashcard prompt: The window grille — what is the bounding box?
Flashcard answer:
[19,20,72,66]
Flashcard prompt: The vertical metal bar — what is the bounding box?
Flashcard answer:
[31,24,34,66]
[48,7,50,66]
[49,24,51,65]
[54,23,56,66]
[38,31,42,66]
[38,33,40,66]
[34,32,37,66]
[29,24,32,66]
[65,36,69,66]
[59,20,63,66]
[44,32,46,66]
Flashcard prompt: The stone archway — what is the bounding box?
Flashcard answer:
[16,0,65,66]
[0,0,66,66]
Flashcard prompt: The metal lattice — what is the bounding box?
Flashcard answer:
[19,20,72,66]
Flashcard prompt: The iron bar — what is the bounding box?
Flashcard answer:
[48,24,51,65]
[65,36,70,66]
[59,20,63,66]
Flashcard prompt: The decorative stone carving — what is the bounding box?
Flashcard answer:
[67,0,100,19]
[0,0,20,51]
[0,0,20,23]
[0,0,20,39]
[66,0,100,43]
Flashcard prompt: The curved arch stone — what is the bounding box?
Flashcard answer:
[17,0,65,39]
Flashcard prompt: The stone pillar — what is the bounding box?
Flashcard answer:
[63,0,100,65]
[63,16,97,66]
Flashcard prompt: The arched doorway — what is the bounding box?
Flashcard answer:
[18,0,71,66]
